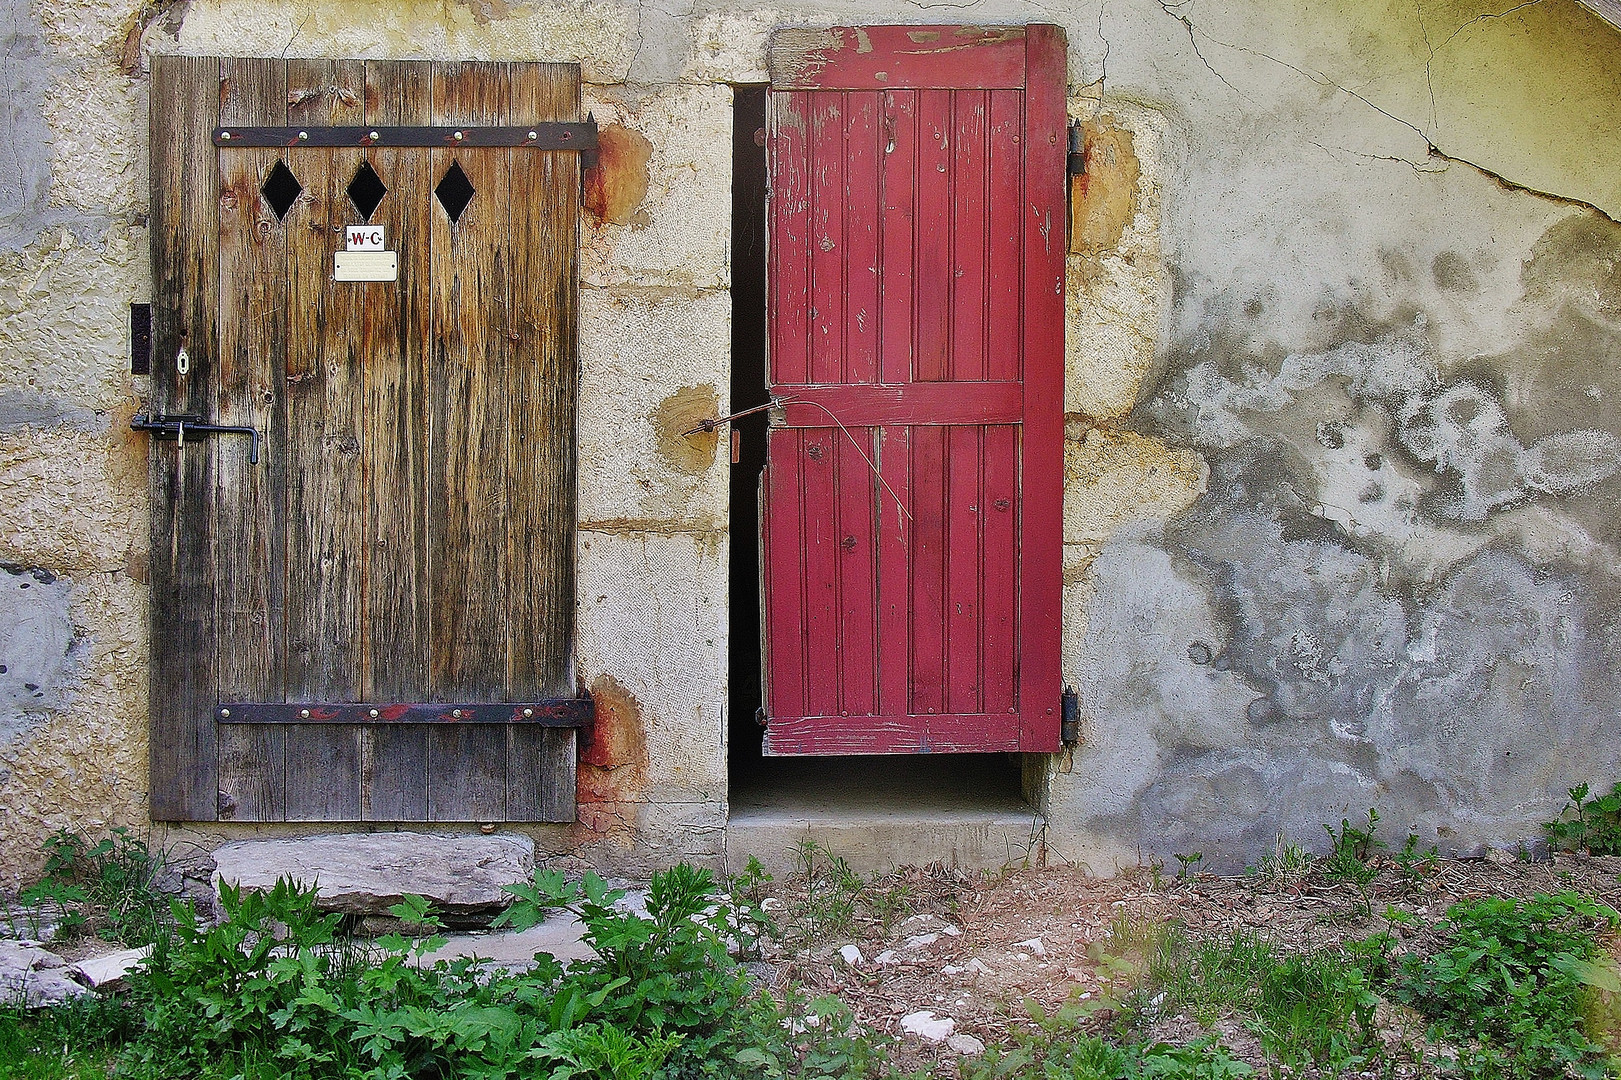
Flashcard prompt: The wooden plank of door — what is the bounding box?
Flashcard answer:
[283,59,366,820]
[428,61,512,819]
[358,59,433,822]
[506,62,580,822]
[149,55,222,820]
[1015,25,1067,752]
[215,57,289,822]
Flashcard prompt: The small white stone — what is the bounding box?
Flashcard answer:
[1012,937,1045,956]
[904,932,939,949]
[839,944,864,966]
[875,949,899,965]
[942,925,961,936]
[900,1010,956,1042]
[941,964,963,974]
[947,1033,986,1056]
[760,897,784,911]
[968,958,993,975]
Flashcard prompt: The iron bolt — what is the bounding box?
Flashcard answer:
[299,708,310,718]
[527,130,537,140]
[454,130,464,141]
[220,131,231,141]
[298,130,309,140]
[522,707,534,718]
[369,130,380,141]
[219,708,230,718]
[368,708,379,718]
[452,708,464,718]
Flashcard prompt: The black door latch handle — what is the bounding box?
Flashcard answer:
[132,414,261,464]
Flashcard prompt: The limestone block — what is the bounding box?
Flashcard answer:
[1064,104,1172,422]
[171,0,633,83]
[0,940,91,1008]
[684,8,776,84]
[575,531,725,802]
[72,945,150,990]
[0,417,146,573]
[578,289,729,526]
[212,832,535,925]
[0,226,146,409]
[581,85,731,290]
[1063,428,1206,546]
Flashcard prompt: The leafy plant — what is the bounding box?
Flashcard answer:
[1545,782,1621,855]
[33,827,172,947]
[1393,832,1439,884]
[1173,852,1203,879]
[1323,809,1383,915]
[1389,890,1620,1079]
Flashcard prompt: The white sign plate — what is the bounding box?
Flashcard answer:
[333,251,398,282]
[345,225,387,251]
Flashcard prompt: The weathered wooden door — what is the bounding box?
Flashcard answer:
[761,26,1066,755]
[147,57,586,822]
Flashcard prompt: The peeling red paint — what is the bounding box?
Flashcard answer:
[576,674,649,809]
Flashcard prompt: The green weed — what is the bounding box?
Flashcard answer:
[1545,783,1621,856]
[1389,891,1620,1079]
[1247,835,1312,890]
[31,827,172,948]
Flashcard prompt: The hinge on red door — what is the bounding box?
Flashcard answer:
[1061,686,1079,746]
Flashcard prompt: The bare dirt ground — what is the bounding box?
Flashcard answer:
[761,850,1621,1075]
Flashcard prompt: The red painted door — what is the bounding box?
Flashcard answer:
[761,25,1066,754]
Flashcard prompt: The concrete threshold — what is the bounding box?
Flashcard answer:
[726,755,1045,877]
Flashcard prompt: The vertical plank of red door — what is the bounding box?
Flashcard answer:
[809,93,845,386]
[215,58,288,822]
[908,425,946,721]
[835,428,878,717]
[981,424,1018,715]
[843,92,880,385]
[877,90,915,387]
[913,89,951,384]
[763,429,808,719]
[946,425,983,714]
[986,89,1024,382]
[949,90,988,383]
[768,91,811,385]
[800,429,840,717]
[875,424,912,719]
[1016,26,1068,751]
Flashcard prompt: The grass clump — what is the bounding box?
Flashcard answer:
[6,827,174,948]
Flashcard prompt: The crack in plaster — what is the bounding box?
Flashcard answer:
[1154,0,1618,224]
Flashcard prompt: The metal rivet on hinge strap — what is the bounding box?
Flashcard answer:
[368,708,379,718]
[219,130,231,141]
[452,708,464,718]
[218,708,230,718]
[299,708,310,718]
[522,708,534,718]
[298,130,309,140]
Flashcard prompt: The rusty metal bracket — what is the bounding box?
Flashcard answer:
[213,119,598,155]
[215,698,595,726]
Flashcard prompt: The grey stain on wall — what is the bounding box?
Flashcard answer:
[0,565,77,744]
[1078,209,1621,868]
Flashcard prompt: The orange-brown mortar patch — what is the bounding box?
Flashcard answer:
[583,125,653,226]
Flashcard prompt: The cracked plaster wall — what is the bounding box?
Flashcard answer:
[5,0,1621,878]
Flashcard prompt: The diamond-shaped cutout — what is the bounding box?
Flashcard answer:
[435,161,475,224]
[347,161,388,221]
[260,160,302,222]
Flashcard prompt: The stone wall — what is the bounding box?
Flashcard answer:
[2,0,1619,880]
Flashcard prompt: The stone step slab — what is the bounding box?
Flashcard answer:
[0,940,92,1008]
[211,832,535,928]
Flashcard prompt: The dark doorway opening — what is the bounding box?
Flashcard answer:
[728,85,771,785]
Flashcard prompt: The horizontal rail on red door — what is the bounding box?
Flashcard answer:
[762,713,1026,755]
[768,26,1030,90]
[777,382,1023,428]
